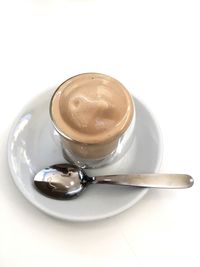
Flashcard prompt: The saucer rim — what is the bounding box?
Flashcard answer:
[7,89,163,222]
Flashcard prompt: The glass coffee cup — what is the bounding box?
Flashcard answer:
[50,73,136,168]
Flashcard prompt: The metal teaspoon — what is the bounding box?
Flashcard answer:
[33,164,194,199]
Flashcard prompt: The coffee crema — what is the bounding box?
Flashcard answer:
[50,73,133,145]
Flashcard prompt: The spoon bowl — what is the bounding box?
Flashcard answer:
[34,164,91,199]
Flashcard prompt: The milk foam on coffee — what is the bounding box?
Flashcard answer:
[51,73,133,145]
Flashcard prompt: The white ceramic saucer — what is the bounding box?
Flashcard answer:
[7,89,163,222]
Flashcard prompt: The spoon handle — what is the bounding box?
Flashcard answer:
[94,174,194,189]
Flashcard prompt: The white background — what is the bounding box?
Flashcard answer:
[0,1,199,266]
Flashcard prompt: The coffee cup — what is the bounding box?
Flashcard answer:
[50,73,136,168]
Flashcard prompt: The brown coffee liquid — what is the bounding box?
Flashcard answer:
[51,73,133,145]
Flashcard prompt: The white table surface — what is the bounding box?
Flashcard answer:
[0,1,199,266]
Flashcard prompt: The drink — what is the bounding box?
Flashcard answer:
[50,73,134,166]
